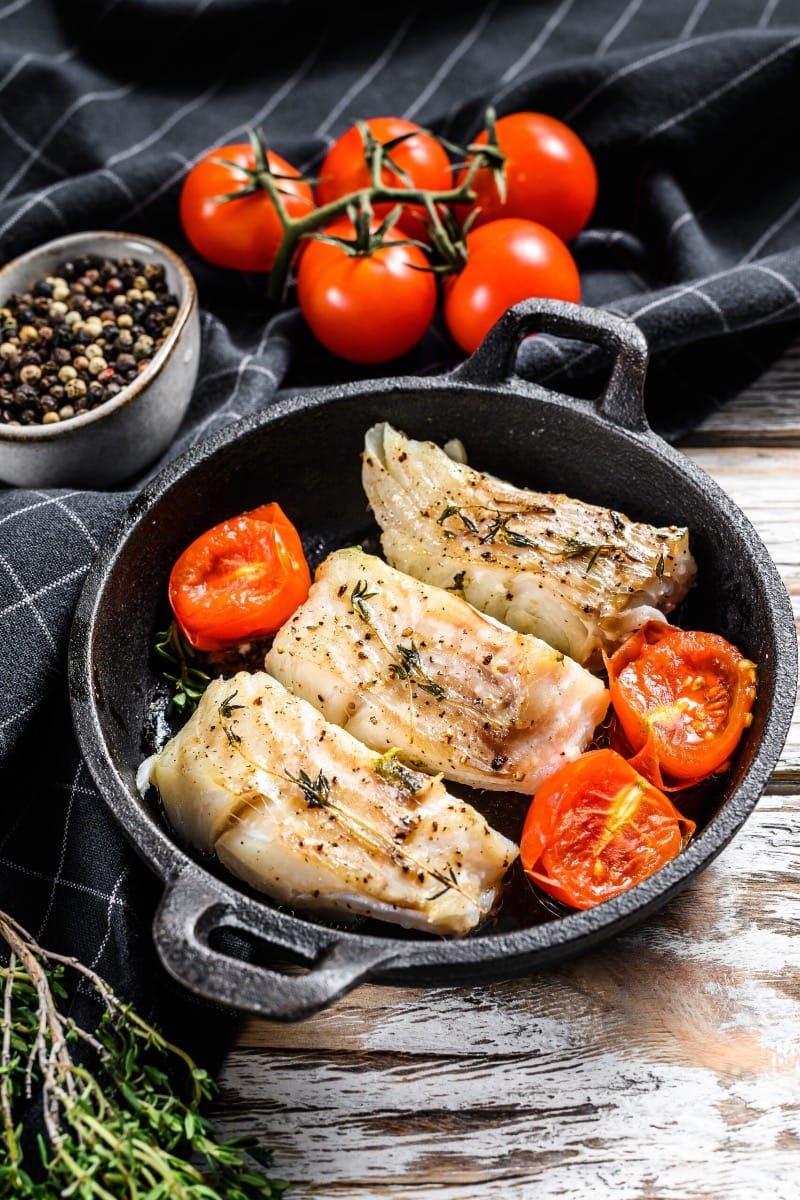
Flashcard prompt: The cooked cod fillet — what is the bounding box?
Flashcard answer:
[149,671,517,936]
[362,422,697,667]
[265,547,608,794]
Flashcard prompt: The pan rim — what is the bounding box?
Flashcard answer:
[68,370,798,974]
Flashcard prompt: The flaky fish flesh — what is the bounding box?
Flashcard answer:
[265,547,608,794]
[147,671,518,936]
[362,423,697,667]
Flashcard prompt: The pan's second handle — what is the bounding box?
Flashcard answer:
[451,297,650,433]
[153,869,394,1021]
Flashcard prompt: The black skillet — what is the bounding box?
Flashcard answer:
[68,298,797,1021]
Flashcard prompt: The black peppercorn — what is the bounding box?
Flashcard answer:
[1,252,175,425]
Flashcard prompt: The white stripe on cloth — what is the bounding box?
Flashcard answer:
[37,759,82,939]
[742,194,800,263]
[105,73,230,168]
[680,0,712,39]
[0,84,135,202]
[0,492,85,528]
[85,866,130,983]
[641,33,800,143]
[0,551,70,651]
[99,166,137,205]
[494,0,577,96]
[564,30,732,121]
[758,0,783,28]
[315,8,419,138]
[748,261,800,305]
[0,855,136,913]
[596,0,646,55]
[0,562,92,623]
[0,0,34,20]
[31,491,99,552]
[533,258,800,388]
[0,109,66,177]
[114,28,330,227]
[403,0,500,120]
[0,698,37,733]
[0,52,32,97]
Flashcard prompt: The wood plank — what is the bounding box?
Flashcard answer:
[213,438,800,1200]
[213,789,800,1198]
[681,445,800,778]
[677,334,800,445]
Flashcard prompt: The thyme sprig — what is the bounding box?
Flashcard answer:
[281,760,466,908]
[436,503,540,547]
[480,513,535,547]
[0,910,286,1199]
[347,577,508,730]
[219,689,244,746]
[350,579,377,622]
[154,622,211,716]
[389,642,447,700]
[286,768,331,809]
[561,536,613,573]
[427,867,461,903]
[374,750,423,794]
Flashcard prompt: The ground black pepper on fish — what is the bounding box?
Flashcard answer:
[0,254,178,425]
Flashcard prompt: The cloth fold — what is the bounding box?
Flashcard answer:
[2,0,799,1062]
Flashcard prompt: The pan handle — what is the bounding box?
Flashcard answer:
[153,868,395,1021]
[451,297,650,433]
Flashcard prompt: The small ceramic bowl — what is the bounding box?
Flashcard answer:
[0,231,200,488]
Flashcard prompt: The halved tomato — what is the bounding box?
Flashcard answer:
[605,621,757,786]
[168,502,311,651]
[520,748,695,910]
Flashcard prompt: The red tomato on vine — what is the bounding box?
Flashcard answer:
[443,217,581,355]
[296,216,437,364]
[179,142,315,272]
[459,111,598,243]
[317,117,451,242]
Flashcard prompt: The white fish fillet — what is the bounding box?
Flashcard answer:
[265,547,608,794]
[362,422,697,668]
[150,671,518,936]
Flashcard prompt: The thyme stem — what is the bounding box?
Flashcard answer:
[0,910,286,1198]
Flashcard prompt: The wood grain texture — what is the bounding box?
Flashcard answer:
[214,791,800,1200]
[681,445,800,778]
[679,333,800,445]
[212,355,800,1200]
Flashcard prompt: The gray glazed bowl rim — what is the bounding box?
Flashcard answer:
[0,230,197,443]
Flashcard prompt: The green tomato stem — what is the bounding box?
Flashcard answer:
[261,149,488,305]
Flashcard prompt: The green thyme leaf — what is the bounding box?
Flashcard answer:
[0,910,287,1199]
[154,623,211,717]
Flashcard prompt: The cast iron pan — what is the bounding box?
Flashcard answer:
[69,299,797,1021]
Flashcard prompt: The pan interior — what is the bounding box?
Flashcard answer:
[88,385,777,947]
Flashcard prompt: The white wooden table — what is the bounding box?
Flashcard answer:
[212,342,800,1200]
